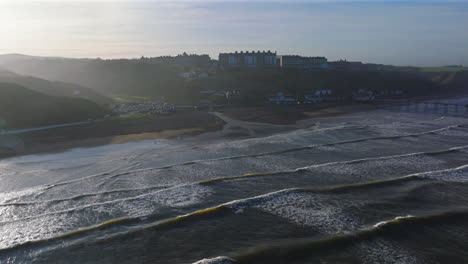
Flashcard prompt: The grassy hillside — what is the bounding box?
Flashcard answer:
[0,56,189,102]
[0,54,449,104]
[0,82,109,129]
[190,69,439,104]
[420,71,468,96]
[0,69,111,105]
[74,60,190,102]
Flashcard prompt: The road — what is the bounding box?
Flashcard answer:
[0,120,94,135]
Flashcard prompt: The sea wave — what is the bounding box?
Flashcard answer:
[232,210,468,264]
[6,122,462,198]
[3,142,466,211]
[1,163,467,259]
[193,256,237,264]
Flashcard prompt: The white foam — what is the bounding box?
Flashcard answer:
[372,215,413,228]
[0,183,213,249]
[358,239,423,264]
[223,164,468,237]
[311,154,445,179]
[417,164,468,182]
[250,192,360,234]
[435,127,468,137]
[0,186,45,204]
[193,256,237,264]
[225,189,360,234]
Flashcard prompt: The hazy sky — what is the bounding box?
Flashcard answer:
[0,0,467,66]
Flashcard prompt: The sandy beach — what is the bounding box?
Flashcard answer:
[0,103,375,159]
[0,111,224,158]
[220,103,376,124]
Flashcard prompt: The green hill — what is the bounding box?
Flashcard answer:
[0,69,111,105]
[0,82,109,129]
[189,69,439,104]
[0,54,459,105]
[0,56,190,103]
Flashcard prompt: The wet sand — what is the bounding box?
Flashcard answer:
[0,104,375,159]
[221,103,376,125]
[0,111,224,158]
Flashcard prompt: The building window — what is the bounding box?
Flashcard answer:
[265,56,275,65]
[228,56,237,65]
[245,55,256,65]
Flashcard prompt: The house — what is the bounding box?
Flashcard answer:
[219,50,278,68]
[269,93,296,105]
[179,72,192,79]
[197,72,209,79]
[279,56,328,69]
[150,53,211,66]
[353,89,375,102]
[225,90,241,102]
[315,90,333,96]
[179,71,209,79]
[304,90,337,103]
[152,103,176,114]
[304,94,322,103]
[209,60,218,67]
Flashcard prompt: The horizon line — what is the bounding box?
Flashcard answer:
[1,53,465,68]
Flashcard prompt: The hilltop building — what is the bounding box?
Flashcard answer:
[305,90,342,103]
[143,52,211,67]
[279,55,328,69]
[328,60,363,71]
[219,50,278,68]
[268,92,296,104]
[328,60,394,71]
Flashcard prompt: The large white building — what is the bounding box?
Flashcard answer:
[219,50,278,68]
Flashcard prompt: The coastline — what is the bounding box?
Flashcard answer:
[0,111,225,159]
[220,103,377,125]
[0,103,375,159]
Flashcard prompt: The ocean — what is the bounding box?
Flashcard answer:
[0,105,467,264]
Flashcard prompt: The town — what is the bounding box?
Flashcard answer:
[139,50,411,71]
[112,50,414,115]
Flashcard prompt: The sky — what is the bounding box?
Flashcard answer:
[0,0,467,66]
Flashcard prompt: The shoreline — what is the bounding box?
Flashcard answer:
[219,103,377,125]
[0,103,375,159]
[0,111,225,159]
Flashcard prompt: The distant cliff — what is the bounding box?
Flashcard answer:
[0,68,111,106]
[0,82,109,129]
[0,55,187,102]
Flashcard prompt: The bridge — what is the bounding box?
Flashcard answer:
[375,100,468,117]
